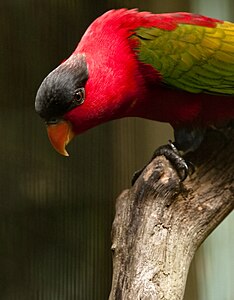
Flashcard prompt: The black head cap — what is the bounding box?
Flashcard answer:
[35,54,88,123]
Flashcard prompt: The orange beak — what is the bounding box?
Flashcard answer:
[46,120,75,156]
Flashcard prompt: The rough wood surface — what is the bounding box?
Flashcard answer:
[109,127,234,300]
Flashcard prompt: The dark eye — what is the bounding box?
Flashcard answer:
[74,88,85,105]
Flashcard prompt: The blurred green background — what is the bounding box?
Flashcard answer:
[0,0,233,299]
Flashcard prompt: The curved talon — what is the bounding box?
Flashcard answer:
[187,161,195,175]
[131,141,194,185]
[169,140,195,177]
[176,160,189,182]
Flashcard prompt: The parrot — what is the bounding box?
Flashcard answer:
[35,9,234,181]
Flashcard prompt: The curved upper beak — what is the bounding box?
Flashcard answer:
[46,120,75,156]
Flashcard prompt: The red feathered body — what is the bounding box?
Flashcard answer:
[63,9,234,135]
[35,9,234,157]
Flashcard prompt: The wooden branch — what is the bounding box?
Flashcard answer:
[109,126,234,300]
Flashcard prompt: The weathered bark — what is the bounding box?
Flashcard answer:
[109,126,234,300]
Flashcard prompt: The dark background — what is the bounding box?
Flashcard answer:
[0,1,233,299]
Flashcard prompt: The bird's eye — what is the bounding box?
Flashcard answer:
[74,88,85,105]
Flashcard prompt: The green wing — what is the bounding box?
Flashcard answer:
[133,22,234,95]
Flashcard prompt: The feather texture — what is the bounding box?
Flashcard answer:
[133,21,234,95]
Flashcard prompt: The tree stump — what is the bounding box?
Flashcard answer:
[109,126,234,300]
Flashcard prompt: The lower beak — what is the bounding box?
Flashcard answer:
[46,120,75,156]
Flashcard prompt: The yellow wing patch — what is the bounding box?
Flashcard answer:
[134,21,234,95]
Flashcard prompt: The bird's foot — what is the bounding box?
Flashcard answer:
[131,140,194,185]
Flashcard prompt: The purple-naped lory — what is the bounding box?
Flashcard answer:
[35,9,234,180]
